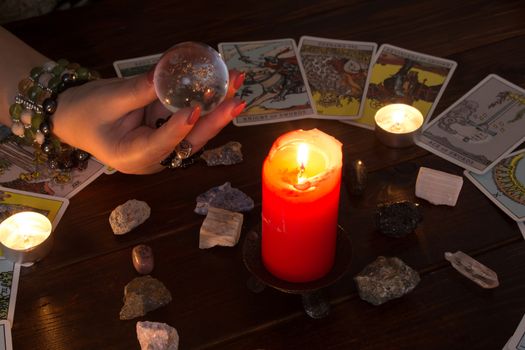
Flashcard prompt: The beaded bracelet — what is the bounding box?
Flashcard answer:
[9,59,99,171]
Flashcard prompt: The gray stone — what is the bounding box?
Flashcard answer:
[195,182,254,215]
[354,256,420,305]
[109,199,151,235]
[200,141,243,166]
[136,321,179,350]
[132,244,154,275]
[119,276,172,320]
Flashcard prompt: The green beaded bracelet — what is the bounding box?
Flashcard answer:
[9,59,99,171]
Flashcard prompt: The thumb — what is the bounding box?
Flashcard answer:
[109,70,158,115]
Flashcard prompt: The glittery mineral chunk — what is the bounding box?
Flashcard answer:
[354,256,420,305]
[195,182,254,215]
[376,201,422,237]
[200,141,243,166]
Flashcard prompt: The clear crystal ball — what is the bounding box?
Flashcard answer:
[153,42,229,115]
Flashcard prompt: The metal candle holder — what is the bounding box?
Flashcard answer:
[242,226,351,319]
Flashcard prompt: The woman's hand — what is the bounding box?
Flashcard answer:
[52,70,245,174]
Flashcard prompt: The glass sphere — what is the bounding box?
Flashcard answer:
[153,42,229,115]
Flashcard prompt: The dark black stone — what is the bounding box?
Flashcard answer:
[42,99,57,115]
[41,140,54,154]
[376,201,422,237]
[39,120,53,136]
[346,159,367,195]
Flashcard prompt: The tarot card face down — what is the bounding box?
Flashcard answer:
[348,44,457,129]
[218,39,315,126]
[465,150,525,222]
[113,53,161,78]
[417,75,525,174]
[298,36,377,119]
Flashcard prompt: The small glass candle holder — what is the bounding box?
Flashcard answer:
[0,212,53,264]
[374,104,424,148]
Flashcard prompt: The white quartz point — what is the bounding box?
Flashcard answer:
[444,251,499,289]
[199,206,243,249]
[415,167,463,206]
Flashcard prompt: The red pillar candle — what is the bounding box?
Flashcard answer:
[262,128,342,282]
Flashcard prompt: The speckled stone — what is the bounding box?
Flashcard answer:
[354,256,420,305]
[132,244,154,275]
[119,276,172,320]
[195,182,254,215]
[376,201,422,237]
[109,199,151,235]
[200,141,243,166]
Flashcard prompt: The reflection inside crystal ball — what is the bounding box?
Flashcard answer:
[153,42,229,115]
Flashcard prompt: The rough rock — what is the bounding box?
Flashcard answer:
[376,201,422,237]
[200,141,243,166]
[194,182,254,215]
[136,321,179,350]
[415,167,463,206]
[199,207,243,249]
[109,199,151,235]
[354,256,420,305]
[119,275,172,320]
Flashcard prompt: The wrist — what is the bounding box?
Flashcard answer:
[9,59,98,171]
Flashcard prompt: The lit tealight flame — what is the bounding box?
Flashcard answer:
[390,110,405,132]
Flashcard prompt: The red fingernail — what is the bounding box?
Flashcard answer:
[147,68,155,85]
[233,72,245,90]
[231,101,246,118]
[187,105,201,125]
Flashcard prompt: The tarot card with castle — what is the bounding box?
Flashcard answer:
[218,39,315,126]
[346,44,457,129]
[465,149,525,222]
[298,36,377,120]
[417,75,525,174]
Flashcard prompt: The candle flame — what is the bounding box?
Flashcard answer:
[297,143,309,183]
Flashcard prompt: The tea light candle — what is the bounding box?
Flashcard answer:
[374,104,424,148]
[0,212,53,264]
[262,129,342,283]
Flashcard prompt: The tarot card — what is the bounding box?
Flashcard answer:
[346,44,457,130]
[0,130,106,198]
[417,74,525,174]
[519,221,525,240]
[218,39,315,126]
[0,186,69,227]
[0,260,20,325]
[465,150,525,222]
[508,313,525,350]
[298,36,377,120]
[113,53,161,78]
[0,321,12,350]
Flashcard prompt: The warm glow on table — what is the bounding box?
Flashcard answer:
[375,103,423,134]
[262,129,342,283]
[0,212,51,250]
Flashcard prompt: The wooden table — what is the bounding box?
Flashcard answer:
[5,1,525,349]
